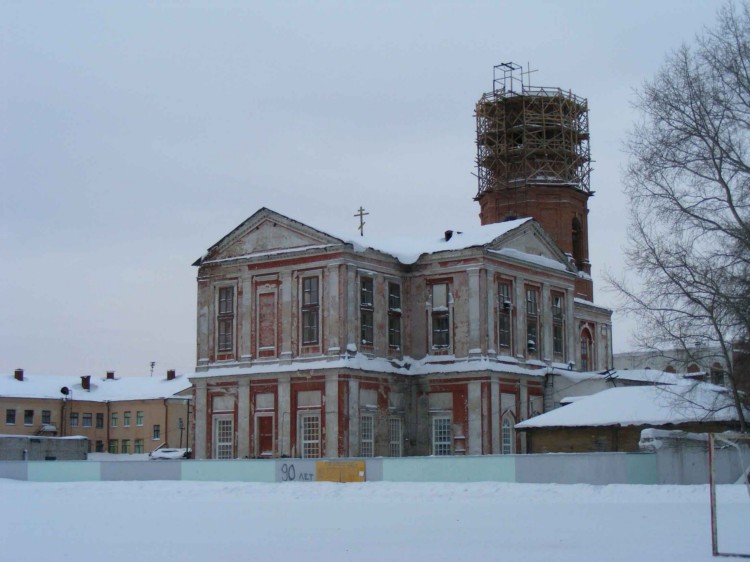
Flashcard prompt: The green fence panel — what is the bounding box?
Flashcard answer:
[180,460,276,482]
[27,461,101,482]
[382,455,516,482]
[626,453,658,484]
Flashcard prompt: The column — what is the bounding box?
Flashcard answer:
[280,271,293,363]
[348,378,360,456]
[278,376,291,456]
[515,276,526,360]
[196,280,210,368]
[542,282,552,363]
[467,381,482,454]
[325,375,339,457]
[486,270,496,357]
[467,268,481,359]
[566,287,576,368]
[194,380,207,459]
[326,264,341,356]
[239,279,253,365]
[237,378,251,458]
[490,378,500,454]
[346,266,357,352]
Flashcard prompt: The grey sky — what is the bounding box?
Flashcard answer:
[1,1,721,377]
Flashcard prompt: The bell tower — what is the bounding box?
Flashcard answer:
[475,63,594,300]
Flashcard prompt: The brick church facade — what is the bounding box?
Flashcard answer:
[189,209,612,459]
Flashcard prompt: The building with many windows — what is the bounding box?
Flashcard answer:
[189,208,612,459]
[189,65,613,459]
[0,369,191,455]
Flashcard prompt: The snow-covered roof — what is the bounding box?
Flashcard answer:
[554,368,685,385]
[0,373,192,402]
[196,208,573,274]
[573,297,613,313]
[516,383,744,429]
[191,352,548,380]
[323,218,535,265]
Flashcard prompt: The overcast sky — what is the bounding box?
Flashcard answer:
[1,1,722,377]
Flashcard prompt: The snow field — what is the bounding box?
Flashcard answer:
[0,480,747,562]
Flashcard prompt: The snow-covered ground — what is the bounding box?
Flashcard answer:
[1,480,747,561]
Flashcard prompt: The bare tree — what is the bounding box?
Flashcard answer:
[612,1,750,431]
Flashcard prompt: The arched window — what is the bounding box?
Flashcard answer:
[687,363,700,373]
[664,365,676,373]
[580,328,593,371]
[501,415,514,454]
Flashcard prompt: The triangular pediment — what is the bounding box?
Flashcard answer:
[194,208,345,265]
[485,221,575,273]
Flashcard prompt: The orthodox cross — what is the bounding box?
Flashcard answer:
[354,206,369,237]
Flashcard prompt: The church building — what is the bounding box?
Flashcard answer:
[189,64,613,459]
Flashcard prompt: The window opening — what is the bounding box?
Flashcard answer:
[432,416,452,456]
[360,277,374,346]
[217,286,235,353]
[301,277,319,345]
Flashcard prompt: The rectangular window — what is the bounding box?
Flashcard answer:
[96,413,104,429]
[214,418,233,459]
[526,287,539,357]
[388,283,401,350]
[134,439,144,454]
[42,410,51,425]
[82,413,92,428]
[152,424,161,440]
[136,411,144,426]
[498,281,512,351]
[360,414,374,457]
[111,413,118,428]
[108,440,118,454]
[432,315,450,348]
[300,414,320,459]
[121,439,130,454]
[123,411,131,427]
[24,410,33,426]
[432,417,452,456]
[360,277,374,346]
[95,440,104,453]
[389,417,402,457]
[301,277,319,345]
[5,409,15,425]
[217,286,234,353]
[431,283,450,349]
[552,293,565,360]
[70,412,79,427]
[388,315,401,350]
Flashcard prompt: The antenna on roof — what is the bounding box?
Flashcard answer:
[150,361,155,377]
[354,206,369,237]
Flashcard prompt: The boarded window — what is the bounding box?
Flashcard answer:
[258,292,277,356]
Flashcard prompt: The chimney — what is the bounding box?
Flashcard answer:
[106,371,115,380]
[80,375,91,391]
[14,369,23,382]
[444,230,453,241]
[167,369,176,381]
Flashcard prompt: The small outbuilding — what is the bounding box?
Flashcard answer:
[0,435,88,460]
[516,382,746,453]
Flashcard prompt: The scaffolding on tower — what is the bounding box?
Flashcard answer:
[475,62,592,200]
